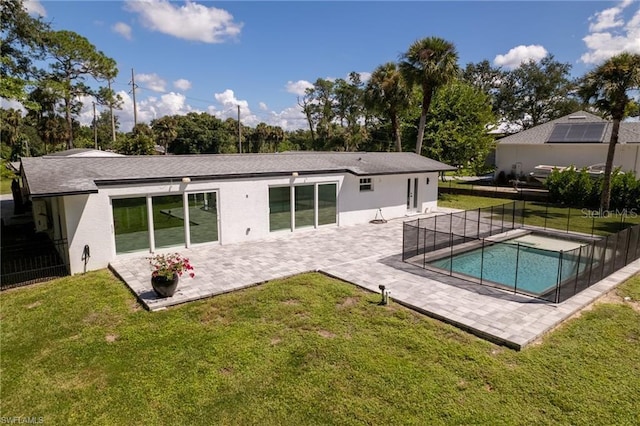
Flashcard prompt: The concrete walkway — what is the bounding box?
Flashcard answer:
[110,213,640,350]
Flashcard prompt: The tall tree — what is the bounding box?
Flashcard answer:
[152,115,178,155]
[578,52,640,210]
[423,81,496,173]
[334,72,366,151]
[0,0,50,108]
[399,37,459,155]
[365,62,410,152]
[496,55,575,130]
[116,123,155,155]
[44,30,118,149]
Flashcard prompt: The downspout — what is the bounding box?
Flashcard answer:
[634,145,639,176]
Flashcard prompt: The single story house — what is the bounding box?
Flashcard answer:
[20,151,454,274]
[495,111,640,178]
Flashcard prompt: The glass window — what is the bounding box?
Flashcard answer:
[318,183,337,226]
[188,192,218,244]
[112,197,149,254]
[151,195,185,249]
[295,185,315,229]
[269,187,291,231]
[359,178,373,191]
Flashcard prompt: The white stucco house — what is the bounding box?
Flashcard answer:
[20,151,453,275]
[495,111,640,178]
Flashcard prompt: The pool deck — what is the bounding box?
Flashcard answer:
[110,209,640,350]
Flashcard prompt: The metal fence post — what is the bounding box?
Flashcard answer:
[477,207,481,238]
[555,251,564,303]
[573,246,583,296]
[489,205,494,236]
[566,207,571,233]
[514,243,520,295]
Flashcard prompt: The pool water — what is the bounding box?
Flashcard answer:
[428,235,591,295]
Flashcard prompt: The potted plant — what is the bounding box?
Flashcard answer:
[148,253,195,298]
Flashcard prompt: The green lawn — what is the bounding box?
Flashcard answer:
[2,270,639,424]
[438,193,513,210]
[438,194,640,235]
[0,177,12,195]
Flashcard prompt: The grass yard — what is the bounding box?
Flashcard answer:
[438,193,513,210]
[0,176,12,195]
[438,194,640,235]
[1,270,639,425]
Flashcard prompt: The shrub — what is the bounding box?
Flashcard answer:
[546,167,639,209]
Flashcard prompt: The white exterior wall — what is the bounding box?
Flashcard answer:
[56,172,440,274]
[496,144,640,177]
[340,173,438,225]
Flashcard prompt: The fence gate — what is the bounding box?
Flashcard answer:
[1,236,69,290]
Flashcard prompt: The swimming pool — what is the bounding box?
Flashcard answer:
[428,234,592,295]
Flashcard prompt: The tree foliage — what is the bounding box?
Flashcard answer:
[578,52,640,209]
[44,30,118,149]
[399,37,459,154]
[365,62,410,152]
[0,0,50,108]
[423,81,496,173]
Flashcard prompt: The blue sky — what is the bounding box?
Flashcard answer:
[16,0,640,131]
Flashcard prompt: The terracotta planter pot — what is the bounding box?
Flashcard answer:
[151,272,179,298]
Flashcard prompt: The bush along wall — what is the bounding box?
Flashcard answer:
[545,167,640,209]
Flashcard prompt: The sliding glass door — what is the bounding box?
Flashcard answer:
[188,192,218,244]
[318,183,337,226]
[151,194,185,249]
[269,182,337,232]
[295,185,315,229]
[113,197,149,254]
[269,186,291,231]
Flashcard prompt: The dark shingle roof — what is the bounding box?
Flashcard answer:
[497,111,640,145]
[21,152,454,198]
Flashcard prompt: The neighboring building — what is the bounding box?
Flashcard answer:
[495,111,640,178]
[20,152,453,274]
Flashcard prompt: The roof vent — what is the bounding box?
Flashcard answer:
[568,115,587,120]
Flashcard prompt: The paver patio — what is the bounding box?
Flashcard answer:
[110,210,640,350]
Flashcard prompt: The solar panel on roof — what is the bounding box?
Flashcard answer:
[547,123,606,143]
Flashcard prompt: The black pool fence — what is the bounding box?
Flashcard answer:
[1,237,70,290]
[403,201,640,303]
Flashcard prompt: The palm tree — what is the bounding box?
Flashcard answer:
[578,52,640,210]
[399,37,459,155]
[365,62,410,152]
[152,116,178,155]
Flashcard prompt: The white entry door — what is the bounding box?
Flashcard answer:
[406,178,419,212]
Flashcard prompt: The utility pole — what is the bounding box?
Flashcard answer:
[130,68,138,126]
[237,105,242,153]
[108,79,116,144]
[92,101,98,149]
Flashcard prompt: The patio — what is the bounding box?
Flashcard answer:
[110,210,640,350]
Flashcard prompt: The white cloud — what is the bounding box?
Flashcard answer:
[581,1,640,64]
[494,45,549,69]
[114,90,202,131]
[24,0,46,17]
[173,79,192,91]
[112,22,133,40]
[357,72,372,83]
[259,102,268,111]
[136,73,167,92]
[0,98,27,114]
[100,88,312,133]
[588,0,633,32]
[125,0,242,43]
[285,80,314,96]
